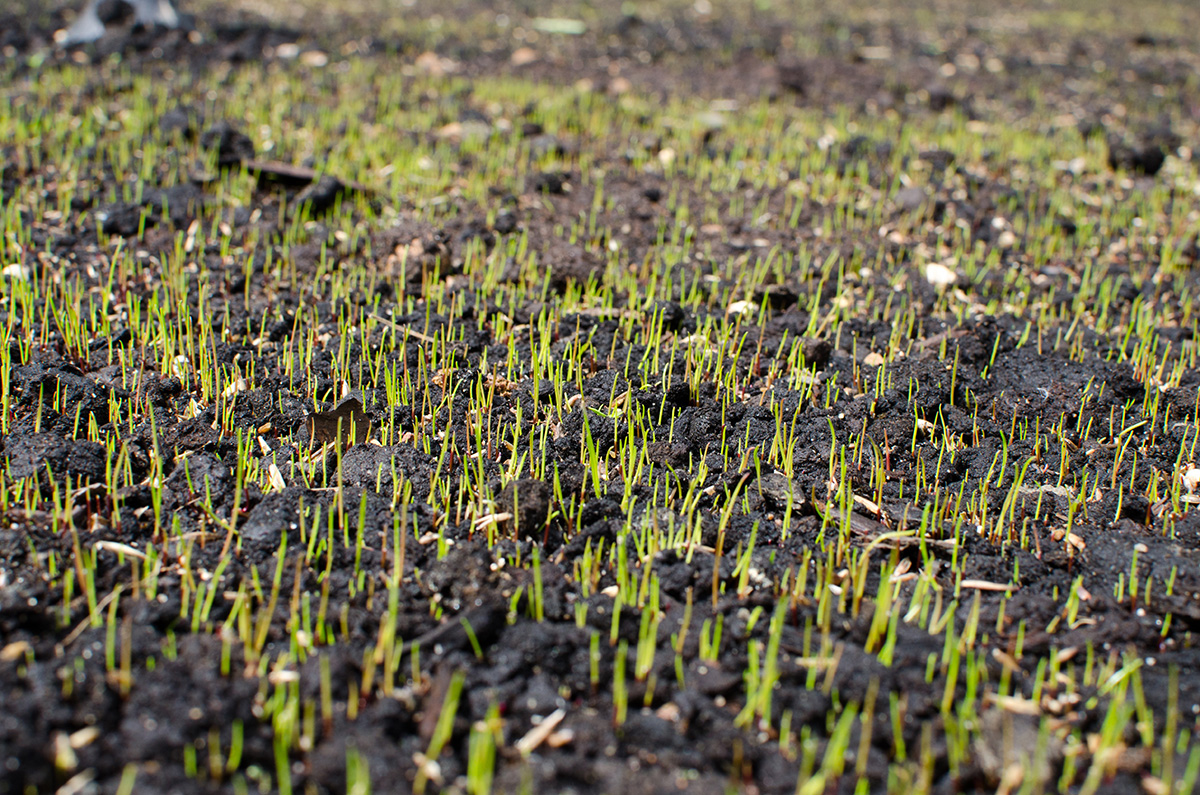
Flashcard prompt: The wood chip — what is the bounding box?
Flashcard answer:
[987,694,1041,716]
[268,463,286,492]
[990,648,1022,674]
[545,728,574,748]
[93,541,148,560]
[515,708,566,755]
[960,579,1015,592]
[1,641,31,662]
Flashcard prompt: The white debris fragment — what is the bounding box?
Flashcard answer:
[925,262,957,286]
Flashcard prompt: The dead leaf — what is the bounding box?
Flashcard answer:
[306,397,372,447]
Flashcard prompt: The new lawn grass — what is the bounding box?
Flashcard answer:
[1,1,1200,793]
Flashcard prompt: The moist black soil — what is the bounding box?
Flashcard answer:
[3,2,1200,794]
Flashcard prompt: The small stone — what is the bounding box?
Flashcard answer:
[925,262,957,286]
[511,46,538,66]
[895,186,928,212]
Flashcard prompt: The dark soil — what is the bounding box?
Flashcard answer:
[2,2,1200,794]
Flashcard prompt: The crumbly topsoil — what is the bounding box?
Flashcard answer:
[2,2,1200,794]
